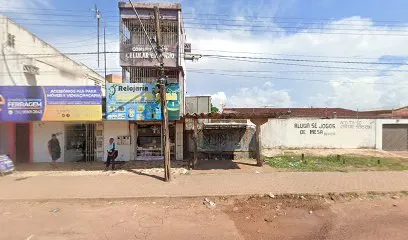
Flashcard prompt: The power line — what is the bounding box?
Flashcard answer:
[4,9,408,25]
[187,27,408,36]
[4,22,408,36]
[184,18,408,27]
[7,16,408,29]
[3,51,408,68]
[187,70,408,86]
[8,19,408,33]
[5,17,408,33]
[205,55,408,71]
[14,38,118,50]
[0,68,406,86]
[189,24,408,33]
[191,49,387,60]
[0,6,100,13]
[200,54,408,66]
[182,13,408,24]
[128,0,159,62]
[49,32,118,45]
[4,16,408,37]
[185,68,395,74]
[1,11,115,18]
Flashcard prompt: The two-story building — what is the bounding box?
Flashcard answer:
[103,2,187,162]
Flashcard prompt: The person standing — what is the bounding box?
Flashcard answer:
[48,134,61,165]
[105,137,118,170]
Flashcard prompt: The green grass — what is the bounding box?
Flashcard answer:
[266,155,408,172]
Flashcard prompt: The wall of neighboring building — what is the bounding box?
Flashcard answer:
[32,122,65,162]
[186,96,211,114]
[106,74,122,83]
[0,17,104,87]
[261,118,376,149]
[103,121,131,162]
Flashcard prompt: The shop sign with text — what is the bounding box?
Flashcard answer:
[106,83,180,121]
[0,86,102,121]
[120,44,177,67]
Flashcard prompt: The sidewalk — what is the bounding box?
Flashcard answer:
[1,170,408,200]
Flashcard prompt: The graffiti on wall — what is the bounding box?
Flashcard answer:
[294,122,336,136]
[293,120,374,136]
[339,120,373,130]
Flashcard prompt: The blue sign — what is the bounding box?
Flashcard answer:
[106,83,180,121]
[0,86,102,122]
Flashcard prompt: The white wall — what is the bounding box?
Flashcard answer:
[0,17,104,88]
[33,122,65,162]
[261,118,376,149]
[103,121,131,162]
[375,119,408,150]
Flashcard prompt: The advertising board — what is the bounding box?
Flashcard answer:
[106,83,180,121]
[0,86,102,121]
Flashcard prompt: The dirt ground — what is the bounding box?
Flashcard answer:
[1,194,407,240]
[11,159,275,178]
[11,149,408,178]
[264,148,408,159]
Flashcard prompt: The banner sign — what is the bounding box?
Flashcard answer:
[120,44,178,67]
[0,86,102,122]
[106,83,180,121]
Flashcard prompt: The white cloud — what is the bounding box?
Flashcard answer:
[227,82,291,107]
[186,16,408,110]
[211,92,227,108]
[6,0,407,111]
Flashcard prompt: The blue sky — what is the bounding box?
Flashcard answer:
[2,0,408,110]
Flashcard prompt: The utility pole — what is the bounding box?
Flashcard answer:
[154,6,171,182]
[104,26,107,78]
[92,5,101,67]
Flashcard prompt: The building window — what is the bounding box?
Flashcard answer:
[121,19,178,46]
[7,34,15,48]
[123,67,179,83]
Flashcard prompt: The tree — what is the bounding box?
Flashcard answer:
[211,104,219,113]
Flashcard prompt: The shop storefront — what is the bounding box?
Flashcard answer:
[0,86,103,163]
[135,122,176,161]
[105,83,183,161]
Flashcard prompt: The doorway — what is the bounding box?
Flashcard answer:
[64,124,98,162]
[135,123,176,161]
[382,124,408,151]
[15,123,30,163]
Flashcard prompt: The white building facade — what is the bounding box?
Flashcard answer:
[261,118,408,151]
[0,17,105,163]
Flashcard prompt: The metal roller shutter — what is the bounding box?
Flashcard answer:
[382,124,408,151]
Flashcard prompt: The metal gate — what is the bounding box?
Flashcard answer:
[84,124,96,162]
[64,123,104,162]
[85,123,104,162]
[382,124,408,151]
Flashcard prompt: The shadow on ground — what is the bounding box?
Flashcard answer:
[194,159,262,170]
[15,160,188,172]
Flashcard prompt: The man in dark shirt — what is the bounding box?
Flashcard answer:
[48,134,61,165]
